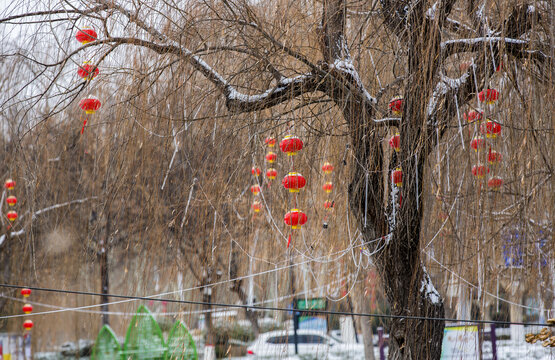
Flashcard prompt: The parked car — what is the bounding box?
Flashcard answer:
[246,329,363,359]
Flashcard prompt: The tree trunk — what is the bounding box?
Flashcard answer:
[357,282,376,360]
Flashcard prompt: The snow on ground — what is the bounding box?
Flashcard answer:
[228,339,555,359]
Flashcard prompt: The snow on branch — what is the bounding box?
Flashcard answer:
[421,265,441,304]
[427,71,469,117]
[441,36,527,49]
[94,0,324,114]
[0,197,96,247]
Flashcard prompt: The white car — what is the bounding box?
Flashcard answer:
[246,329,363,359]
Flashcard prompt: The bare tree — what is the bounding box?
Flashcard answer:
[0,0,552,358]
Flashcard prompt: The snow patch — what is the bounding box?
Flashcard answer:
[226,74,309,103]
[332,58,377,104]
[421,266,441,304]
[441,37,527,49]
[426,2,438,20]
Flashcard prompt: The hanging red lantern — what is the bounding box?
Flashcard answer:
[21,288,31,297]
[23,320,33,331]
[323,200,334,211]
[77,61,99,80]
[471,164,489,179]
[389,132,400,152]
[488,177,504,190]
[22,304,33,314]
[388,96,403,115]
[75,27,97,44]
[251,201,262,213]
[478,89,499,104]
[284,209,307,229]
[266,168,277,180]
[6,211,17,222]
[251,167,261,177]
[79,96,101,114]
[463,110,483,123]
[265,152,277,163]
[488,149,502,164]
[279,135,303,156]
[282,173,306,193]
[250,185,261,195]
[6,196,17,206]
[322,182,333,193]
[392,168,403,187]
[481,119,502,138]
[470,136,485,151]
[4,179,15,190]
[321,162,334,174]
[264,137,276,147]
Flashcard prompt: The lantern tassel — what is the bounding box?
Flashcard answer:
[81,117,88,134]
[287,234,291,248]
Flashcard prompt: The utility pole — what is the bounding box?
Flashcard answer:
[99,206,110,325]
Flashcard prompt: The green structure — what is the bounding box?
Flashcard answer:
[91,305,197,360]
[92,325,121,360]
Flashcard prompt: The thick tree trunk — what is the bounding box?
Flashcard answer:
[356,282,376,360]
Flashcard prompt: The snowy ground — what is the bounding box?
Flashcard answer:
[227,340,555,359]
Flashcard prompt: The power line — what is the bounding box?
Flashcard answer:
[0,283,552,327]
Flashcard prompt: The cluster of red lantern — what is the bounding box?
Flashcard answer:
[250,165,262,214]
[20,288,33,331]
[280,134,307,243]
[321,161,335,228]
[75,27,102,134]
[466,86,504,191]
[4,179,18,222]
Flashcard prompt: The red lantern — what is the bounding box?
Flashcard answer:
[389,96,403,115]
[392,168,403,187]
[389,132,400,152]
[279,135,303,156]
[282,173,306,193]
[488,177,504,190]
[481,119,502,138]
[265,152,277,163]
[488,150,502,164]
[21,288,31,297]
[251,167,261,177]
[75,27,97,44]
[4,179,15,190]
[463,110,483,123]
[478,89,499,104]
[77,61,99,80]
[264,137,276,147]
[322,182,333,193]
[266,168,277,180]
[23,320,33,331]
[321,162,334,174]
[6,211,17,222]
[6,196,17,206]
[251,201,262,213]
[471,164,489,179]
[323,200,334,211]
[250,185,261,195]
[79,96,101,114]
[284,209,307,229]
[470,136,485,151]
[22,304,33,314]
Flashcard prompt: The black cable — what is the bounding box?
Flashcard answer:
[0,283,552,327]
